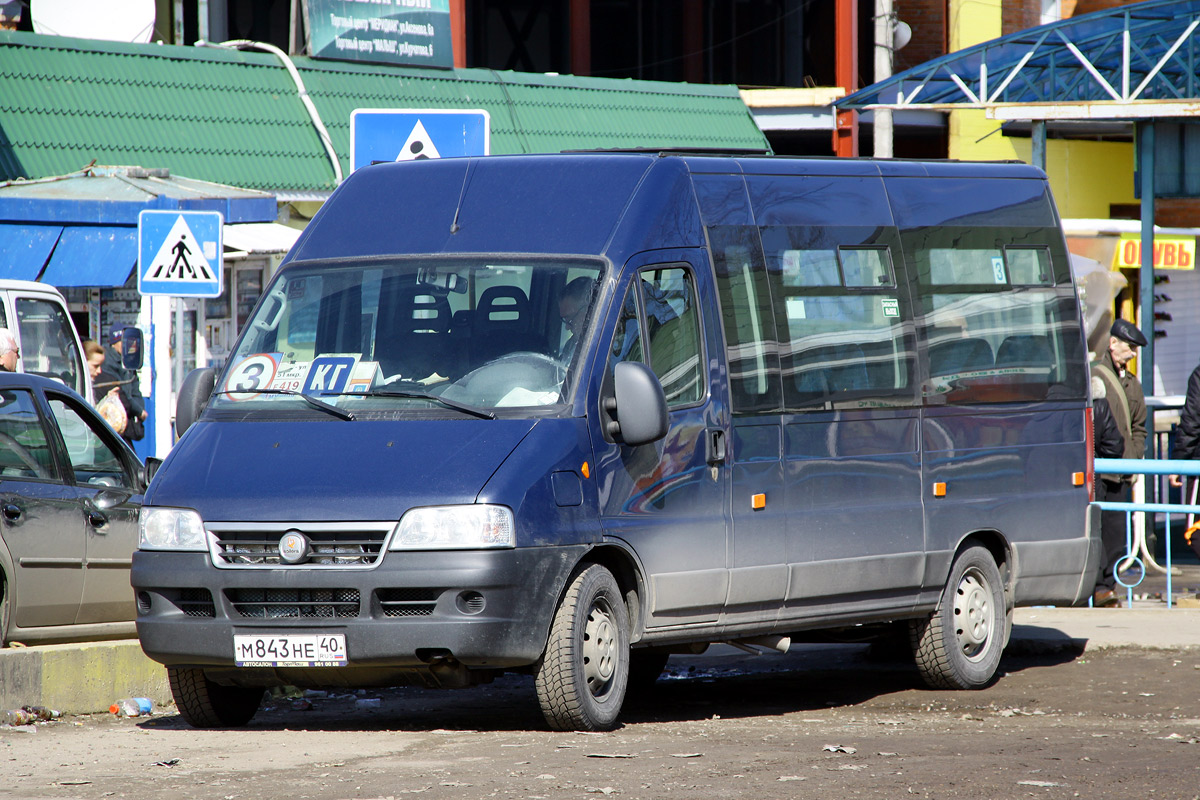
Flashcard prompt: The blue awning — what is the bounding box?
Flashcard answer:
[0,223,62,280]
[838,0,1200,110]
[38,226,136,287]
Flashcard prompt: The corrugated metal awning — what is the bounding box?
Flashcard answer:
[0,223,61,280]
[38,226,136,287]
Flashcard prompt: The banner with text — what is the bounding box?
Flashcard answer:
[1113,233,1196,271]
[305,0,452,69]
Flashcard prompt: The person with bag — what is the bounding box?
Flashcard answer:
[83,339,127,434]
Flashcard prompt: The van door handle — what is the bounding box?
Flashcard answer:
[706,429,727,466]
[87,510,108,529]
[2,503,20,522]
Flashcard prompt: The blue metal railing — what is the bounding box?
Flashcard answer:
[1093,457,1200,608]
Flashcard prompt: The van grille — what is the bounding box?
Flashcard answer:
[378,588,440,617]
[227,588,360,618]
[208,523,392,568]
[178,588,215,618]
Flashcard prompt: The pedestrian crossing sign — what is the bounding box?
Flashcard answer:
[350,109,490,172]
[137,210,224,297]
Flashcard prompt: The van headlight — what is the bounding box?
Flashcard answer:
[390,505,515,550]
[139,507,208,551]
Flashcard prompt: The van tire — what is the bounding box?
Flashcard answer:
[535,564,629,731]
[910,545,1006,690]
[0,576,9,647]
[168,667,262,728]
[627,650,670,696]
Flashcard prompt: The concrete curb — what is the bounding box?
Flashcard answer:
[0,639,170,715]
[1010,607,1200,653]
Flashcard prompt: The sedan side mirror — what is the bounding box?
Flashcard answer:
[605,361,668,446]
[176,367,217,437]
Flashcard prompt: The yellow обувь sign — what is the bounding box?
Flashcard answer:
[1113,233,1196,270]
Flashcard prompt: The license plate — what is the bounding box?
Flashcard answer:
[234,634,347,667]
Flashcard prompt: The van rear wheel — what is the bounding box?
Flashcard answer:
[168,667,262,728]
[534,564,629,731]
[910,545,1006,689]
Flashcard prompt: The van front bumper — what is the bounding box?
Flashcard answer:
[132,545,586,672]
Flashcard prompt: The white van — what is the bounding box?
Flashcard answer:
[0,279,89,402]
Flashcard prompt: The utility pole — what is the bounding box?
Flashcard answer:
[873,0,894,158]
[834,0,858,157]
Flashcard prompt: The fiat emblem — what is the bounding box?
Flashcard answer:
[279,531,310,564]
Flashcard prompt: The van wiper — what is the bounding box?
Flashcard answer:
[215,389,356,421]
[334,389,496,420]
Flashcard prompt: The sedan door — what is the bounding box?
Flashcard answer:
[0,386,84,629]
[45,391,143,625]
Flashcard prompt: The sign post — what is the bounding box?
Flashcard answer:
[137,209,225,458]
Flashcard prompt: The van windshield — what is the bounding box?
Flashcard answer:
[213,257,605,416]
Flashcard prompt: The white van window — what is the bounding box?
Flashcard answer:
[16,297,83,396]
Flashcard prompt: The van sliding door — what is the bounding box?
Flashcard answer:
[742,172,925,614]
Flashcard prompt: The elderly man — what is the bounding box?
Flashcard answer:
[0,328,18,372]
[1090,318,1148,606]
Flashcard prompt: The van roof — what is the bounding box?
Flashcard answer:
[287,152,1050,266]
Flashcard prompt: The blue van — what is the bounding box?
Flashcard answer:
[133,152,1099,731]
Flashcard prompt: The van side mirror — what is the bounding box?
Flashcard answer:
[142,456,163,491]
[605,361,668,446]
[121,327,144,370]
[176,367,217,437]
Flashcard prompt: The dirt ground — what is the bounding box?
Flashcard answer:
[1,643,1198,800]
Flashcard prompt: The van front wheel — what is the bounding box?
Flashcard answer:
[910,545,1006,690]
[168,667,262,728]
[535,564,629,731]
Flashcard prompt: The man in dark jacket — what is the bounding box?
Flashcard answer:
[103,323,146,445]
[1170,360,1200,549]
[1090,319,1148,606]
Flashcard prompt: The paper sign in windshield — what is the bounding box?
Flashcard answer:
[224,354,380,400]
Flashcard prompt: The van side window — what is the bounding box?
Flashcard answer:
[760,230,914,409]
[708,225,782,413]
[609,285,645,367]
[639,266,704,408]
[908,231,1085,404]
[0,389,56,480]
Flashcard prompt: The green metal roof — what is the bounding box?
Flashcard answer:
[0,30,769,195]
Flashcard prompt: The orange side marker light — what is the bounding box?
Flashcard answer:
[581,461,591,479]
[1072,472,1086,486]
[751,493,766,510]
[932,482,947,498]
